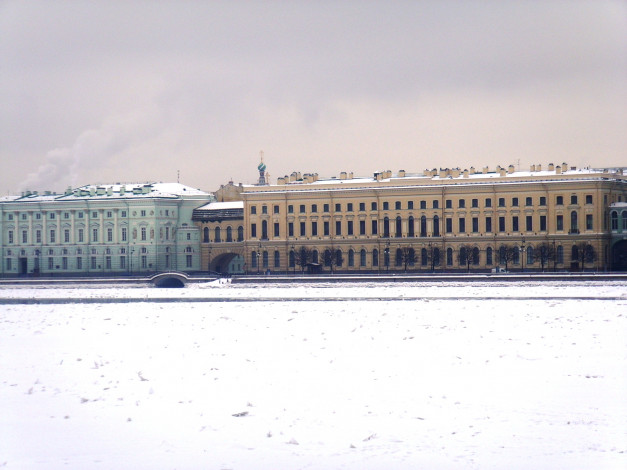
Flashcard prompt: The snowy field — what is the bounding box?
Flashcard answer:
[0,281,626,470]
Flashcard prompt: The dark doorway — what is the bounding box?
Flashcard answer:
[19,258,27,275]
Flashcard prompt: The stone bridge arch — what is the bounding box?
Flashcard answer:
[209,251,245,275]
[150,271,189,288]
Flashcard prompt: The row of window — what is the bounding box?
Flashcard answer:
[247,244,590,269]
[249,194,596,215]
[610,210,627,230]
[247,212,593,240]
[5,253,194,271]
[3,208,175,221]
[4,226,186,244]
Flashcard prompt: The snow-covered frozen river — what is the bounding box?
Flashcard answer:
[1,281,626,469]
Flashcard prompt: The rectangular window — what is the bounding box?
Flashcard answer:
[359,220,366,235]
[446,199,452,209]
[471,199,478,208]
[347,203,353,212]
[120,256,126,269]
[121,228,127,242]
[472,217,478,233]
[371,202,377,211]
[540,197,546,206]
[106,211,112,218]
[78,229,84,243]
[36,230,41,243]
[540,215,547,231]
[324,204,330,212]
[556,215,563,231]
[512,216,519,232]
[458,217,466,233]
[77,257,82,270]
[93,211,99,218]
[407,201,413,210]
[525,197,532,206]
[262,205,268,214]
[347,220,353,235]
[420,200,427,209]
[571,195,578,205]
[22,230,27,243]
[499,216,505,232]
[498,198,505,207]
[121,211,126,218]
[49,257,54,270]
[107,228,113,242]
[300,204,306,213]
[141,256,147,269]
[62,257,68,270]
[324,221,330,236]
[586,214,593,230]
[93,228,99,242]
[50,213,55,219]
[50,230,56,243]
[105,256,111,270]
[512,197,519,207]
[395,201,401,210]
[64,229,70,243]
[485,217,492,233]
[165,227,169,240]
[251,223,257,238]
[371,220,378,235]
[485,198,492,208]
[91,257,97,269]
[359,202,365,211]
[140,227,146,241]
[433,200,439,209]
[186,255,192,268]
[274,222,280,237]
[8,230,13,244]
[459,199,465,208]
[556,196,563,205]
[288,205,293,214]
[6,258,11,270]
[586,195,593,204]
[312,204,318,213]
[526,215,533,231]
[300,221,306,237]
[446,218,453,233]
[273,205,279,214]
[288,222,294,237]
[251,206,257,215]
[311,221,318,236]
[335,220,342,236]
[383,202,389,210]
[335,203,341,212]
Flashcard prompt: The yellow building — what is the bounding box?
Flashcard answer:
[195,163,627,274]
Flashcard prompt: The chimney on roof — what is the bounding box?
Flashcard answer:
[530,164,536,172]
[508,165,515,174]
[556,165,562,174]
[548,163,554,171]
[340,171,347,180]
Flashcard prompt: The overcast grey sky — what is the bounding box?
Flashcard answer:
[1,0,625,194]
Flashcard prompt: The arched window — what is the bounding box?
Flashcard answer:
[312,250,319,264]
[289,250,295,268]
[395,217,402,237]
[557,245,564,264]
[203,227,209,243]
[513,246,520,264]
[499,246,507,265]
[623,211,627,230]
[360,249,367,267]
[585,244,594,264]
[251,251,257,268]
[421,248,428,266]
[395,248,402,266]
[526,246,534,265]
[384,248,390,267]
[274,250,280,268]
[420,216,427,237]
[336,249,343,267]
[459,247,468,266]
[261,220,268,240]
[446,247,453,266]
[571,245,579,262]
[237,226,244,241]
[372,249,379,267]
[610,211,618,230]
[408,216,415,237]
[262,251,268,268]
[570,211,578,233]
[383,217,390,238]
[214,227,221,242]
[433,215,440,237]
[486,247,493,265]
[472,247,480,265]
[348,249,354,267]
[226,226,232,242]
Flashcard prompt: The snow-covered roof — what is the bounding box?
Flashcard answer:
[195,201,243,211]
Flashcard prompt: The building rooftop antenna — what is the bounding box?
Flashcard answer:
[177,169,180,183]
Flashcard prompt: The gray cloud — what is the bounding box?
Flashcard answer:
[1,0,625,194]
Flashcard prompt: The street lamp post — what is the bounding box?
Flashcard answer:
[257,243,261,274]
[384,239,390,273]
[291,244,295,275]
[520,235,526,272]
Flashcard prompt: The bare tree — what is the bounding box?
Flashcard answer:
[457,244,478,273]
[537,242,556,272]
[294,246,313,273]
[323,247,344,274]
[399,246,417,272]
[497,244,517,272]
[573,242,595,271]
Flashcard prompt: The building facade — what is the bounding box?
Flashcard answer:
[197,163,627,273]
[0,183,212,277]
